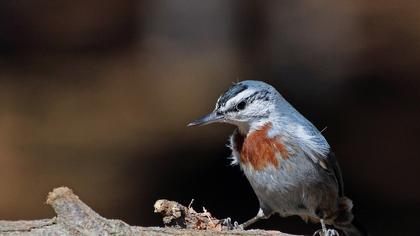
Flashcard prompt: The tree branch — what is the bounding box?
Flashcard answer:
[0,187,299,235]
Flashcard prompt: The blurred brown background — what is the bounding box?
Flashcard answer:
[0,1,419,235]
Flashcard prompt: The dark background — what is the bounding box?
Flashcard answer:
[0,1,419,235]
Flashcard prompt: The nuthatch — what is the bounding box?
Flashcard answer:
[188,80,367,236]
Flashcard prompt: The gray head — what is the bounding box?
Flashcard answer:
[188,80,331,159]
[188,80,286,131]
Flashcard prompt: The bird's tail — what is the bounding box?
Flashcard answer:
[333,197,368,236]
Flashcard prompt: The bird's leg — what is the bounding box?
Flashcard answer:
[313,219,339,236]
[321,219,328,233]
[239,208,268,229]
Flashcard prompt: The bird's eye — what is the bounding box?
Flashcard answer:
[236,101,246,111]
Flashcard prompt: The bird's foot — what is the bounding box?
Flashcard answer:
[313,228,340,236]
[220,217,241,230]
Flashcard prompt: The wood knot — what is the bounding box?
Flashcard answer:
[46,187,76,205]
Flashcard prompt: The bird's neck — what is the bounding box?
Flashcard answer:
[237,118,273,136]
[236,122,251,135]
[236,111,331,160]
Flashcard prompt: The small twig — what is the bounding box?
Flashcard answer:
[188,199,195,208]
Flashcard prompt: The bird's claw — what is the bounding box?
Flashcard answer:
[221,217,232,229]
[220,217,242,230]
[235,222,244,230]
[313,229,339,236]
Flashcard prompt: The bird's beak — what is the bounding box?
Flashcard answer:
[187,112,224,127]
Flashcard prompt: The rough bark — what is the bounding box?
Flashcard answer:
[0,187,299,236]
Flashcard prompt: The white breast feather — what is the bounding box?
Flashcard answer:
[228,133,240,165]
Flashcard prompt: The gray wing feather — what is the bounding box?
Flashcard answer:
[320,152,345,197]
[328,152,345,197]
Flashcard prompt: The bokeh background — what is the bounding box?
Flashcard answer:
[0,1,419,235]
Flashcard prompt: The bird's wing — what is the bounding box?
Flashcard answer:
[316,151,345,197]
[289,124,344,196]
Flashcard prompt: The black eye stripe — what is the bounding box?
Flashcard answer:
[224,100,246,113]
[246,91,270,103]
[217,88,271,113]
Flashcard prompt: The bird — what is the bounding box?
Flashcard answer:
[188,80,367,236]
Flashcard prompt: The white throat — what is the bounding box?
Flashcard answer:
[233,116,273,136]
[230,121,250,135]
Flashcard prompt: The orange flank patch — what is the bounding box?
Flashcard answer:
[237,123,290,170]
